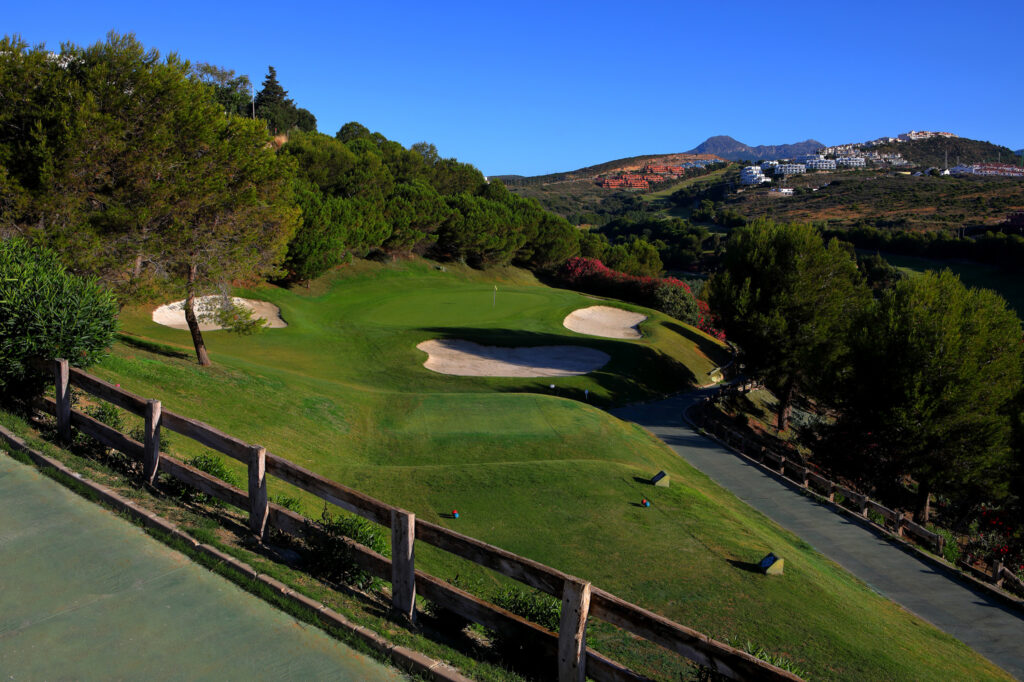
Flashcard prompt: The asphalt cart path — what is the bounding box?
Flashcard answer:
[613,390,1024,680]
[0,454,405,680]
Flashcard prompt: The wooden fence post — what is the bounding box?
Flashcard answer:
[993,561,1005,588]
[858,494,868,518]
[935,533,945,557]
[897,516,906,538]
[391,509,416,622]
[248,445,268,539]
[558,578,591,682]
[143,399,162,484]
[827,483,835,503]
[777,455,786,475]
[54,359,71,443]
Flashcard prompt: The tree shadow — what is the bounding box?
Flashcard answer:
[661,321,731,366]
[117,333,191,359]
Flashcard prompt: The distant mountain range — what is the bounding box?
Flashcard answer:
[685,135,824,161]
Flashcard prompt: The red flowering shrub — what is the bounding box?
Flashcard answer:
[557,257,725,340]
[964,506,1024,583]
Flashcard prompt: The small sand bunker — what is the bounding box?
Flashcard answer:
[417,339,609,377]
[563,306,646,339]
[152,296,287,331]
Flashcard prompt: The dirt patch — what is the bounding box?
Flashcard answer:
[417,339,609,377]
[563,306,646,339]
[152,296,287,331]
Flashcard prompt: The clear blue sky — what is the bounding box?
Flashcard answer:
[7,1,1022,176]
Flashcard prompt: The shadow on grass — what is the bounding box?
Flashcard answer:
[117,333,191,360]
[727,559,764,574]
[662,321,730,365]
[418,327,699,405]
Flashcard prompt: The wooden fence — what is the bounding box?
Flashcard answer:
[41,360,800,682]
[694,407,946,557]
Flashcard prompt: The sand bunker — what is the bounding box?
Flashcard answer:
[417,339,609,377]
[563,306,646,339]
[152,296,287,331]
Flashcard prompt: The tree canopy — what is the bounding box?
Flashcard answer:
[707,219,870,429]
[254,66,316,134]
[817,269,1024,522]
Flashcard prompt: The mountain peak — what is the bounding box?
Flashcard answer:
[686,136,824,161]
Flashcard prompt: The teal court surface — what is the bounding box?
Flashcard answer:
[0,453,406,680]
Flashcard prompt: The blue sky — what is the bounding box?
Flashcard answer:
[6,1,1022,176]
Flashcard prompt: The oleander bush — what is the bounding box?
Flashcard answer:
[0,238,118,400]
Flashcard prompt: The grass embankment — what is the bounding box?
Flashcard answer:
[91,259,1007,680]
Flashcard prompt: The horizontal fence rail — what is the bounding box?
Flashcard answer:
[694,406,946,558]
[44,359,801,681]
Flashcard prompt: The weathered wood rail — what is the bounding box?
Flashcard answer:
[43,360,800,682]
[693,405,945,557]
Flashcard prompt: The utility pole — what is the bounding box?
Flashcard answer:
[250,81,255,119]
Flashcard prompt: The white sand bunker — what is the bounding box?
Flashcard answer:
[152,296,287,331]
[417,339,609,377]
[563,306,646,339]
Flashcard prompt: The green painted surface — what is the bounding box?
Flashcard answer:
[0,455,405,681]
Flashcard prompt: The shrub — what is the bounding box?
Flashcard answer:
[928,525,961,564]
[172,453,241,506]
[304,506,389,590]
[491,585,561,632]
[487,585,562,664]
[0,238,118,399]
[556,257,725,340]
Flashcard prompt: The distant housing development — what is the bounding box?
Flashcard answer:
[595,159,719,190]
[951,163,1024,178]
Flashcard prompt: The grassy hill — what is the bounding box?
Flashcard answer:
[92,259,1008,681]
[871,136,1020,168]
[729,170,1024,232]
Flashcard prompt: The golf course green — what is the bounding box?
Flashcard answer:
[93,259,1007,681]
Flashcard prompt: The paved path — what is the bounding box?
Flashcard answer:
[613,391,1024,680]
[0,454,405,681]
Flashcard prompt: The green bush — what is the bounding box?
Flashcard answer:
[174,452,241,506]
[929,524,961,564]
[0,238,118,399]
[304,506,389,590]
[491,585,561,632]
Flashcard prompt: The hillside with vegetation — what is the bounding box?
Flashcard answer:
[725,171,1024,232]
[870,136,1021,168]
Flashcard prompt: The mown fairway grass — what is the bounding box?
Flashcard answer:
[96,259,1007,681]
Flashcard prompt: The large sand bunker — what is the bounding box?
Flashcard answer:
[417,339,609,377]
[152,296,287,331]
[563,306,646,339]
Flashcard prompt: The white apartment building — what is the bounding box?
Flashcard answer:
[774,164,806,176]
[805,158,837,170]
[836,157,866,167]
[740,166,771,185]
[796,154,825,164]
